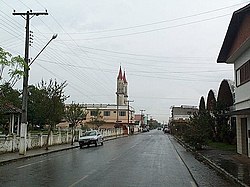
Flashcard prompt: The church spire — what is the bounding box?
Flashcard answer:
[123,70,127,83]
[117,66,123,80]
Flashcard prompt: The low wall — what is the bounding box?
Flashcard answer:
[0,128,123,154]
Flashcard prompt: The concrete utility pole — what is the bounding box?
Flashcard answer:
[127,100,134,125]
[13,10,48,155]
[126,100,134,134]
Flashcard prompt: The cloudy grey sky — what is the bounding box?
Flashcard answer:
[1,0,249,122]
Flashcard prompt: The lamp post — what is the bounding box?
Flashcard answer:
[29,34,57,66]
[126,100,134,135]
[19,34,57,155]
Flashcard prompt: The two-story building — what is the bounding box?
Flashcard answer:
[217,3,250,156]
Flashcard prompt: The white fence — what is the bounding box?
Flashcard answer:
[0,128,124,154]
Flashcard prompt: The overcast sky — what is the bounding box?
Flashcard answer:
[1,0,249,122]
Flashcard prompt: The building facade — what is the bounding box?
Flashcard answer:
[217,4,250,156]
[169,105,198,134]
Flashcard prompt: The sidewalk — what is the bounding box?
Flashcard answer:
[197,147,250,187]
[0,134,126,166]
[176,137,250,187]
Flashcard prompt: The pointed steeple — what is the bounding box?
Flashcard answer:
[123,70,127,83]
[117,66,123,80]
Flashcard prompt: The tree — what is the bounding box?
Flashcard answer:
[88,108,105,129]
[199,96,205,112]
[64,102,88,145]
[38,79,68,150]
[215,79,235,144]
[183,111,214,150]
[0,83,21,107]
[0,47,25,87]
[0,83,21,130]
[27,85,48,130]
[206,89,217,141]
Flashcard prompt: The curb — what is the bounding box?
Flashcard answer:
[196,152,249,187]
[0,145,79,166]
[174,136,249,187]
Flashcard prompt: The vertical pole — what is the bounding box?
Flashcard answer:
[116,93,119,137]
[17,115,20,136]
[13,10,48,155]
[19,11,30,155]
[127,102,129,127]
[11,114,14,133]
[116,93,119,123]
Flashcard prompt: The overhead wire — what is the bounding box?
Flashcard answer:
[0,0,112,103]
[40,1,249,35]
[0,0,234,103]
[36,58,231,83]
[31,0,114,90]
[33,16,115,95]
[58,14,232,41]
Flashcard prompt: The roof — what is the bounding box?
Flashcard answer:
[123,70,127,83]
[117,66,123,80]
[0,103,22,114]
[134,114,143,121]
[217,3,250,63]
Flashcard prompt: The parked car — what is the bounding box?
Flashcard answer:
[142,128,148,132]
[163,127,170,134]
[79,130,103,148]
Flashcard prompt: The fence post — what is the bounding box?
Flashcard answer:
[58,128,62,144]
[40,132,43,147]
[66,129,69,143]
[49,131,53,145]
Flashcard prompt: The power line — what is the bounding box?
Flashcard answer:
[58,14,231,41]
[40,1,249,35]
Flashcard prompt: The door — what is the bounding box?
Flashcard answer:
[241,118,248,156]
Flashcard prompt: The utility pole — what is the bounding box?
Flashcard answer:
[13,10,48,155]
[140,109,145,130]
[126,100,134,134]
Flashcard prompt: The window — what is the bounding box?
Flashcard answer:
[119,111,126,116]
[104,111,110,116]
[90,110,98,116]
[236,60,250,86]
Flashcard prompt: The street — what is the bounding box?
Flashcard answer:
[0,130,235,187]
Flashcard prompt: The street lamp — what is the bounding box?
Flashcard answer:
[29,34,57,66]
[19,34,57,155]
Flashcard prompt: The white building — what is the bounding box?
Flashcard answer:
[217,4,250,156]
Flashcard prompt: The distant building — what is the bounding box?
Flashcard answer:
[169,105,198,134]
[171,105,198,121]
[217,4,250,157]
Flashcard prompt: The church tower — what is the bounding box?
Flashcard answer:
[116,66,128,106]
[123,70,128,105]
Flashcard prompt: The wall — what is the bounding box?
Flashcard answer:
[234,47,250,111]
[0,128,123,154]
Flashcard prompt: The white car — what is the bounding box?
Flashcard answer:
[79,130,104,148]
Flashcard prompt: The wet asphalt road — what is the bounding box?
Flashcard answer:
[0,130,236,187]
